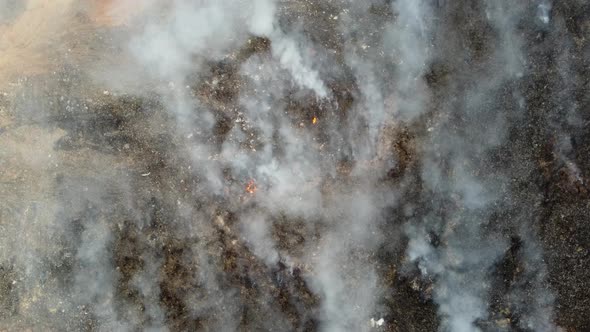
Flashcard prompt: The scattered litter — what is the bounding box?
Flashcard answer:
[370,317,385,328]
[141,172,151,177]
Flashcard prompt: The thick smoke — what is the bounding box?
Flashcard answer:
[1,0,587,331]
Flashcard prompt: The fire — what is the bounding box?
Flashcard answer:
[245,179,257,194]
[312,116,318,124]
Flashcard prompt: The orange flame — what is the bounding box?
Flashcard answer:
[245,179,257,194]
[312,116,318,125]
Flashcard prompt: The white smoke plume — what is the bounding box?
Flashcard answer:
[1,0,585,331]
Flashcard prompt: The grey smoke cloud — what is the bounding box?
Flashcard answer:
[0,0,581,331]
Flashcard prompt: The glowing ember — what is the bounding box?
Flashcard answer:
[312,116,318,124]
[245,179,257,194]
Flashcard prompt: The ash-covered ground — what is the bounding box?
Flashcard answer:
[0,0,589,331]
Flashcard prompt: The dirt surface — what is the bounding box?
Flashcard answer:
[0,1,589,331]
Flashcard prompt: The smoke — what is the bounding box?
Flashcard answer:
[249,0,328,98]
[74,218,130,331]
[1,0,585,331]
[537,0,552,25]
[405,1,561,331]
[384,0,433,120]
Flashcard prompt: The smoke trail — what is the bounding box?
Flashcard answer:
[1,0,584,331]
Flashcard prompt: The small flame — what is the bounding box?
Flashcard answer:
[312,116,318,124]
[246,179,257,194]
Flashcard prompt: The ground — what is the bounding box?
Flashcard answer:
[0,1,589,331]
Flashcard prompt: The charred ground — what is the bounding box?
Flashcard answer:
[0,1,589,331]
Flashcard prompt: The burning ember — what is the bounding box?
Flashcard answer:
[246,179,257,194]
[312,116,318,125]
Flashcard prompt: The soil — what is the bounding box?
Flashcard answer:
[0,1,589,331]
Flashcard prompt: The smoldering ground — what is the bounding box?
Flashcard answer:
[0,0,589,331]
